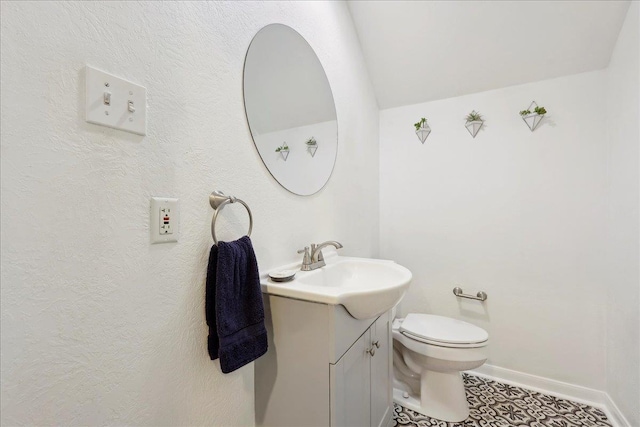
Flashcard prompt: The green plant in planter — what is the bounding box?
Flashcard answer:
[275,143,289,153]
[534,106,547,115]
[465,111,483,122]
[414,117,427,130]
[520,106,547,116]
[305,137,317,146]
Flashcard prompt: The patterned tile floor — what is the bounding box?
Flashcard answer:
[392,374,612,427]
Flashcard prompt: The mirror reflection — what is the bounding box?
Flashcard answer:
[243,24,338,196]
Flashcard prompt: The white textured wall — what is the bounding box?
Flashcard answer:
[604,3,640,425]
[0,2,379,425]
[380,71,608,390]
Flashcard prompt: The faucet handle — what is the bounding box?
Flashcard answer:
[297,246,311,265]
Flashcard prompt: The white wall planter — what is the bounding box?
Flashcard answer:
[522,113,544,132]
[416,124,431,144]
[278,149,289,161]
[307,144,318,157]
[521,101,546,132]
[465,120,483,138]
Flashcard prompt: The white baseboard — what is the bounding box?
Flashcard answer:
[468,364,630,427]
[602,392,633,427]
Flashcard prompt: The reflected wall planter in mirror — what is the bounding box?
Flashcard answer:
[243,24,338,196]
[306,137,318,157]
[275,143,290,161]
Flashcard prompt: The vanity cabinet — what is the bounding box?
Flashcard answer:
[331,314,391,427]
[255,295,392,427]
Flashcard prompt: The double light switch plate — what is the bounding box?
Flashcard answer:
[85,65,147,135]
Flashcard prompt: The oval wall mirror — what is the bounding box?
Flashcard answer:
[243,24,338,196]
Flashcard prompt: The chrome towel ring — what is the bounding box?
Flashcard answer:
[209,190,253,245]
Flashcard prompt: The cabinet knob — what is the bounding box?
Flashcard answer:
[367,347,376,356]
[372,340,380,349]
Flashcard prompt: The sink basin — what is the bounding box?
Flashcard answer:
[261,255,412,320]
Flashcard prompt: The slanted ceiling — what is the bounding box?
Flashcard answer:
[347,1,631,109]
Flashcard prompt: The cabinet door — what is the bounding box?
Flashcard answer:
[330,331,371,427]
[370,313,392,427]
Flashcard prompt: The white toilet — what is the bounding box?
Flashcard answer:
[392,314,489,422]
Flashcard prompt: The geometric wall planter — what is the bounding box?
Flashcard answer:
[416,124,431,143]
[465,120,483,138]
[464,110,484,138]
[414,118,431,144]
[275,143,290,161]
[520,101,546,132]
[306,137,318,157]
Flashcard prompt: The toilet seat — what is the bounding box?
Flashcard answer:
[399,314,488,349]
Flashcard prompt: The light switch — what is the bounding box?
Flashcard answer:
[151,197,179,244]
[85,65,147,135]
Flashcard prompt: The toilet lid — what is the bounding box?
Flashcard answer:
[400,314,488,345]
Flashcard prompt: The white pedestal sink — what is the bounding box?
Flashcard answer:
[261,254,412,320]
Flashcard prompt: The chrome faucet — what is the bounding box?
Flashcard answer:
[297,240,343,271]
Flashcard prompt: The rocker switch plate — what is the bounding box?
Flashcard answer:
[150,197,179,244]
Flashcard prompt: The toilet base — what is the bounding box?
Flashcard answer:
[393,370,469,423]
[393,387,422,415]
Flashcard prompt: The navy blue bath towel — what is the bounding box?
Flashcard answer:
[205,236,267,373]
